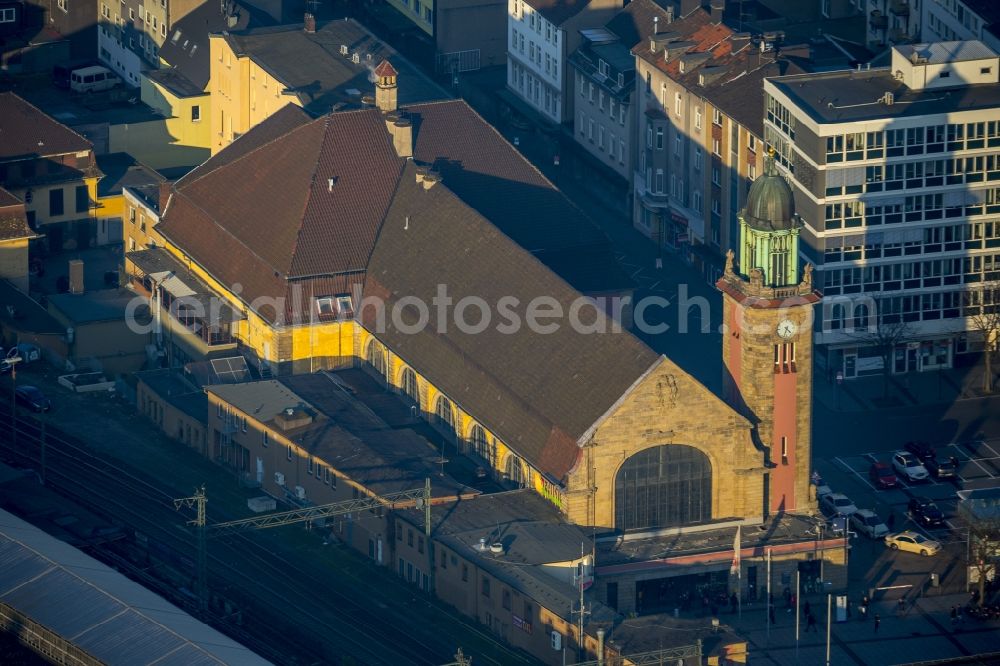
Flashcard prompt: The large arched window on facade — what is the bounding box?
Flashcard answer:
[435,395,455,436]
[400,367,419,406]
[469,424,490,462]
[615,444,712,531]
[366,339,387,380]
[505,454,527,488]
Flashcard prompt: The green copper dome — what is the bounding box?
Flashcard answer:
[743,153,797,232]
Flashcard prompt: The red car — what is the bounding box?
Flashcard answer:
[869,462,898,489]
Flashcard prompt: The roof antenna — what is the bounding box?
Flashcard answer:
[653,15,659,35]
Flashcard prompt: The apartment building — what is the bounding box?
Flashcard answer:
[568,1,649,186]
[380,0,507,71]
[97,0,203,86]
[208,16,448,153]
[867,0,920,48]
[632,3,800,282]
[0,93,101,254]
[506,0,622,125]
[764,41,1000,377]
[923,0,1000,51]
[23,0,96,60]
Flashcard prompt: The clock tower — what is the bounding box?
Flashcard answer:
[717,150,822,516]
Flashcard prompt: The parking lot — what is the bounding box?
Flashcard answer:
[809,438,1000,601]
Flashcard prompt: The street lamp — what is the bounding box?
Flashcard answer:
[6,347,23,448]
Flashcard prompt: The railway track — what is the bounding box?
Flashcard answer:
[0,405,534,666]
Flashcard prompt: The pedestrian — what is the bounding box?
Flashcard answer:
[898,597,907,613]
[769,604,776,626]
[807,612,818,633]
[950,455,959,469]
[950,606,958,625]
[803,600,811,618]
[874,614,881,633]
[789,592,796,613]
[859,604,868,621]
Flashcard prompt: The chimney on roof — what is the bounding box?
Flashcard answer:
[304,12,316,34]
[374,59,399,113]
[710,0,725,23]
[665,5,674,23]
[158,181,171,214]
[419,169,441,190]
[68,259,84,295]
[680,0,701,17]
[390,116,413,159]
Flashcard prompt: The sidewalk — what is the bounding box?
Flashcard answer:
[813,358,999,413]
[720,592,1000,666]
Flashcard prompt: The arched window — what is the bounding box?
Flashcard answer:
[366,339,387,380]
[400,367,419,406]
[435,395,455,436]
[830,303,846,331]
[615,445,711,531]
[852,302,869,331]
[505,454,527,488]
[469,424,489,461]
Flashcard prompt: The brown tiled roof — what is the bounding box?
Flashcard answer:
[409,100,631,289]
[364,162,660,480]
[165,108,402,281]
[632,7,805,137]
[161,99,632,320]
[0,187,33,242]
[524,0,592,25]
[0,93,93,161]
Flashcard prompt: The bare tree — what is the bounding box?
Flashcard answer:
[850,296,914,400]
[964,508,1000,605]
[965,283,1000,393]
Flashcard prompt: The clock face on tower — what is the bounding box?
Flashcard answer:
[777,319,798,339]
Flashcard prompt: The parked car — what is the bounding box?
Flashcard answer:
[885,531,941,556]
[851,509,889,538]
[904,440,937,463]
[892,451,929,482]
[53,59,99,88]
[14,385,50,413]
[907,497,945,527]
[821,493,859,516]
[69,65,119,94]
[869,462,898,489]
[925,457,957,479]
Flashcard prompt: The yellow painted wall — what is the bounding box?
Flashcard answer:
[109,114,210,171]
[358,328,555,506]
[209,34,303,155]
[0,237,29,292]
[5,175,98,231]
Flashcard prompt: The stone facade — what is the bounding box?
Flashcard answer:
[564,355,761,529]
[718,259,821,515]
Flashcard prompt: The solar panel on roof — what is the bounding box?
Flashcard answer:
[210,356,250,384]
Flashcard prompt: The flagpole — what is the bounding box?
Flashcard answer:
[766,547,772,643]
[795,570,801,661]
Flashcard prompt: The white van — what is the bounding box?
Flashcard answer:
[69,65,119,93]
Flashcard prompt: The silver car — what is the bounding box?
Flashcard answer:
[851,509,888,538]
[892,451,929,482]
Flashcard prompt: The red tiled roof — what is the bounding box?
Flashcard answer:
[0,93,92,161]
[373,59,397,77]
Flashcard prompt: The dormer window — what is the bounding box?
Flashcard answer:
[598,59,609,76]
[316,297,336,317]
[336,295,354,317]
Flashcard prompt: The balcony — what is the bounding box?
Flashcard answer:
[889,0,909,16]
